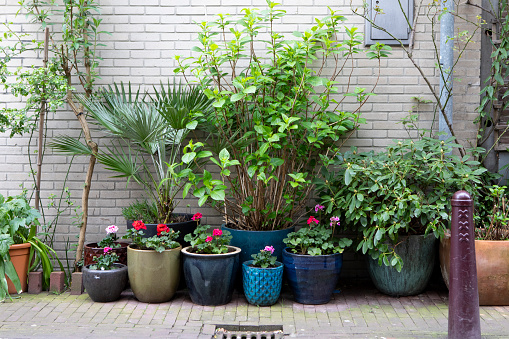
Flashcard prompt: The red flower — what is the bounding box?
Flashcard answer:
[212,229,222,237]
[132,220,146,231]
[307,216,319,225]
[157,224,170,236]
[205,236,213,242]
[192,212,203,221]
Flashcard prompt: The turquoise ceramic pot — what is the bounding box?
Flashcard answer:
[242,260,283,306]
[367,234,437,297]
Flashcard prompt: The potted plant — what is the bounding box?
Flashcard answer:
[83,224,128,266]
[440,184,509,305]
[124,220,182,303]
[175,1,389,266]
[282,206,352,304]
[318,136,486,296]
[50,81,211,241]
[242,246,283,306]
[0,192,63,300]
[182,222,241,306]
[82,247,128,302]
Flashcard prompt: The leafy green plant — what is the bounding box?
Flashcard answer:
[175,1,390,231]
[88,248,120,270]
[184,225,232,254]
[50,82,211,224]
[96,225,120,249]
[0,193,63,300]
[474,185,509,240]
[283,206,352,256]
[123,221,180,253]
[121,200,158,224]
[317,137,486,271]
[250,246,277,268]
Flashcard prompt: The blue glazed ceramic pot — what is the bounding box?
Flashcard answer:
[242,260,283,306]
[282,248,343,304]
[182,245,241,306]
[367,234,437,297]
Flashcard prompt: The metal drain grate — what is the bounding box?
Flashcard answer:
[213,325,284,339]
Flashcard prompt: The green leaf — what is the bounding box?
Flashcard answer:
[182,152,196,164]
[186,120,198,130]
[243,86,256,94]
[198,195,208,206]
[230,93,245,102]
[182,183,192,199]
[210,190,225,201]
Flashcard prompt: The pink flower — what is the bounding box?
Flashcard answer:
[314,204,325,213]
[132,220,146,231]
[192,212,203,221]
[205,236,213,242]
[263,246,275,254]
[212,229,222,237]
[307,216,319,225]
[103,247,112,254]
[330,216,340,227]
[106,225,118,234]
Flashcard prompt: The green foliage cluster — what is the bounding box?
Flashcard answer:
[474,185,509,240]
[0,193,63,301]
[317,137,486,271]
[175,0,390,231]
[250,248,277,268]
[184,225,232,254]
[89,251,120,271]
[121,200,159,224]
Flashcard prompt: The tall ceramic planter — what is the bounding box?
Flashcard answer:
[7,243,31,294]
[242,260,283,306]
[367,234,436,297]
[82,263,128,302]
[84,242,128,266]
[440,233,509,305]
[127,213,198,247]
[282,248,343,304]
[182,246,241,306]
[127,245,181,303]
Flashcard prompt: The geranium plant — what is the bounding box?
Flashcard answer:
[89,247,120,270]
[251,246,277,268]
[97,225,120,249]
[283,205,352,256]
[175,1,390,231]
[184,225,232,254]
[123,220,180,253]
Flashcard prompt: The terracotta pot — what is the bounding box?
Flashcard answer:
[84,242,128,267]
[7,243,31,294]
[127,245,181,303]
[439,233,509,306]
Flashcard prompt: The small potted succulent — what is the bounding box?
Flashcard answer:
[283,205,352,304]
[242,246,283,306]
[182,217,241,306]
[84,224,128,266]
[82,247,128,302]
[124,220,181,303]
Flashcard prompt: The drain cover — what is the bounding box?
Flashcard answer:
[213,325,284,339]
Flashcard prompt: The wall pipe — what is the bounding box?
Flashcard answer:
[439,0,455,140]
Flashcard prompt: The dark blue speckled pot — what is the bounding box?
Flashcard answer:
[242,260,283,306]
[282,248,343,304]
[182,246,241,306]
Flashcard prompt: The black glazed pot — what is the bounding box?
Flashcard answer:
[82,263,128,302]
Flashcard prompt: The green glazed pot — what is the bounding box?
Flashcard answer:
[127,244,181,303]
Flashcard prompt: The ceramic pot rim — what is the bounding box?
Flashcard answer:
[85,242,129,250]
[127,244,182,252]
[222,224,295,233]
[283,247,343,258]
[242,260,283,269]
[181,245,241,257]
[83,263,127,272]
[9,243,32,250]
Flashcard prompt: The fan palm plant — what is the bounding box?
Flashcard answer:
[50,81,212,223]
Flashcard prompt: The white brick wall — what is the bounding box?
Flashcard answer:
[0,0,483,273]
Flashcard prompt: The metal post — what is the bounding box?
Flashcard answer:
[448,190,481,339]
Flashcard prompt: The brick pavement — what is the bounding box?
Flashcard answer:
[0,281,508,339]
